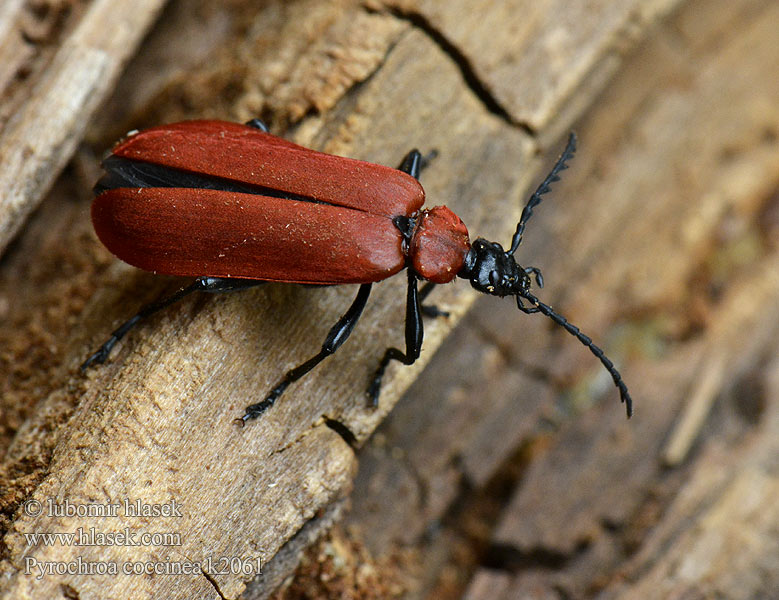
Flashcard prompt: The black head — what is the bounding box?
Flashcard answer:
[456,133,633,418]
[459,238,531,297]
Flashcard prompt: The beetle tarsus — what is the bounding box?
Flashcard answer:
[241,377,295,422]
[418,281,448,317]
[81,344,114,371]
[81,313,143,370]
[240,396,278,423]
[368,346,418,408]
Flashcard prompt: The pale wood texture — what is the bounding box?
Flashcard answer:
[1,0,776,599]
[341,0,779,598]
[0,0,167,255]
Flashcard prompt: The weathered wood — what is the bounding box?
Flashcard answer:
[2,0,777,598]
[607,350,779,599]
[0,0,167,256]
[2,1,531,597]
[347,0,779,598]
[375,0,681,136]
[241,498,350,600]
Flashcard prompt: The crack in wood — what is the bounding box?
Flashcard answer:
[199,559,228,600]
[364,3,530,133]
[322,415,358,450]
[270,414,359,459]
[482,540,585,573]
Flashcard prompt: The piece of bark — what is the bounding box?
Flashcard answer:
[376,0,681,135]
[345,320,555,556]
[243,498,349,600]
[0,0,167,256]
[601,344,779,599]
[489,244,778,570]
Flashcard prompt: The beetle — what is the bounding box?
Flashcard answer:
[82,119,632,421]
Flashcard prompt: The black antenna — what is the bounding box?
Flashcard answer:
[509,132,578,254]
[518,292,632,418]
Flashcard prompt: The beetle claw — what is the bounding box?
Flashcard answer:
[81,349,108,371]
[240,398,275,423]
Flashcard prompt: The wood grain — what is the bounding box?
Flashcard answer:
[1,0,776,598]
[0,0,167,255]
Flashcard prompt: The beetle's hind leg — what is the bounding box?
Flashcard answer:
[81,277,263,371]
[239,283,373,423]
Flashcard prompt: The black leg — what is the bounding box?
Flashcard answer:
[397,146,438,177]
[239,283,373,423]
[81,277,264,371]
[398,150,447,318]
[397,149,422,179]
[419,281,449,318]
[363,147,439,406]
[367,270,423,407]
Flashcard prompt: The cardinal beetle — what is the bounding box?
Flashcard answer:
[82,119,632,421]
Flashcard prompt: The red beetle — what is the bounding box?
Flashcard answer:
[83,119,632,421]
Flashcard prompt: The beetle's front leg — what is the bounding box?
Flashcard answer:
[368,270,423,407]
[239,283,373,423]
[419,281,449,318]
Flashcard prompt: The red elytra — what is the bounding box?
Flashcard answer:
[92,120,470,285]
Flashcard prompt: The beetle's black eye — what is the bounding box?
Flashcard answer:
[488,270,500,292]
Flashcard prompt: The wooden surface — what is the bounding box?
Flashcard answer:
[1,0,777,598]
[0,0,167,255]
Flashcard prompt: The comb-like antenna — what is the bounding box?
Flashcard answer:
[509,132,577,254]
[519,292,632,418]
